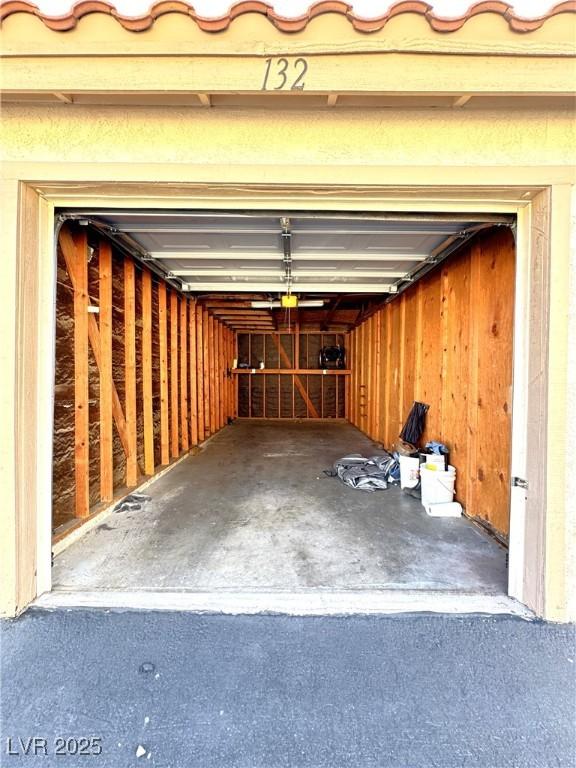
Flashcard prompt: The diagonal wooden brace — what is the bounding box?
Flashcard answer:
[59,226,131,458]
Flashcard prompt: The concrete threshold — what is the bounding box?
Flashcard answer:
[34,589,533,619]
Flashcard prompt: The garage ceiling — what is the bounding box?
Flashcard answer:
[62,210,509,293]
[59,209,513,330]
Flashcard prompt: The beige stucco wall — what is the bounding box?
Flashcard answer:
[2,104,575,168]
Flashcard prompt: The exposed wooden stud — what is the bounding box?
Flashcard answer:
[208,314,216,434]
[71,229,90,519]
[170,291,179,458]
[202,308,211,437]
[214,318,221,428]
[398,295,407,436]
[197,93,212,107]
[158,281,169,465]
[180,297,189,452]
[124,257,138,487]
[189,299,199,446]
[98,240,114,502]
[218,321,225,429]
[327,94,339,107]
[222,327,228,422]
[226,335,232,417]
[373,315,378,437]
[141,269,155,476]
[196,304,206,441]
[234,332,239,419]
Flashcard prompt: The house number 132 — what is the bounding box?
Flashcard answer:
[261,58,308,91]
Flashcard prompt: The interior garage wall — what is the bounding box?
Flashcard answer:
[348,227,515,538]
[52,224,236,536]
[236,333,347,419]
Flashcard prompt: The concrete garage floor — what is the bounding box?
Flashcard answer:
[53,421,507,594]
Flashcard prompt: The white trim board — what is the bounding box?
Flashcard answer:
[33,589,534,619]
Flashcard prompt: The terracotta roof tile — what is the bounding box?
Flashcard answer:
[1,0,574,34]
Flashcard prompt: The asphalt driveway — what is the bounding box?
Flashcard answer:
[1,610,574,767]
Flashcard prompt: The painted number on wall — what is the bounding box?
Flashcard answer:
[261,58,308,91]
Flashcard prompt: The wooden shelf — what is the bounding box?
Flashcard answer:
[232,368,351,375]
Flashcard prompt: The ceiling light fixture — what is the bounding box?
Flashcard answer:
[250,299,325,309]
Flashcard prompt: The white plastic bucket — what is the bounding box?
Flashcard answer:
[422,453,446,469]
[399,455,420,489]
[421,465,456,507]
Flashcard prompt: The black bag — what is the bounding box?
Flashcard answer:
[319,345,345,369]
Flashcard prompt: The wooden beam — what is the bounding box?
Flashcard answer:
[189,299,199,447]
[321,296,343,330]
[218,321,225,429]
[225,329,232,422]
[208,314,216,434]
[170,291,179,458]
[70,229,90,519]
[209,308,272,314]
[59,228,131,457]
[180,297,189,452]
[232,369,351,375]
[234,332,239,418]
[214,318,220,430]
[124,258,138,487]
[202,307,211,437]
[196,304,205,441]
[158,281,169,465]
[98,240,114,502]
[141,269,155,476]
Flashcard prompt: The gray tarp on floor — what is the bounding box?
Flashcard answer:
[325,453,398,491]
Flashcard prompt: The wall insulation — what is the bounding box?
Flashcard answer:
[52,224,235,535]
[348,227,515,538]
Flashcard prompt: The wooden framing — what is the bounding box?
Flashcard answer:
[53,227,237,535]
[189,299,199,446]
[214,319,221,429]
[236,332,347,419]
[348,227,516,539]
[158,281,169,465]
[202,307,211,438]
[124,257,138,487]
[141,269,155,476]
[218,322,225,429]
[208,314,216,434]
[98,240,114,501]
[170,290,179,459]
[70,229,90,518]
[196,305,206,441]
[180,298,189,452]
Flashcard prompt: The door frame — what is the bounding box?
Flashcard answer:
[1,175,564,618]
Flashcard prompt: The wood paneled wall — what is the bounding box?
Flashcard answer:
[52,224,235,534]
[348,228,515,538]
[236,333,347,419]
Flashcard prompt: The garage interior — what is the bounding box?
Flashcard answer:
[51,210,515,596]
